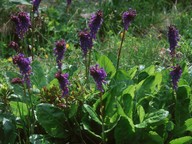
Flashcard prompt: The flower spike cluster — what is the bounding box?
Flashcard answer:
[90,64,107,92]
[12,53,32,88]
[54,39,66,71]
[88,10,103,39]
[11,12,31,39]
[168,25,180,56]
[55,72,69,97]
[78,30,93,56]
[67,0,72,6]
[170,65,182,90]
[122,9,137,31]
[32,0,42,13]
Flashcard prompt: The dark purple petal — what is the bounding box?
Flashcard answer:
[12,53,32,88]
[55,72,69,97]
[67,0,72,6]
[78,30,93,56]
[88,10,103,39]
[170,65,182,90]
[122,9,136,31]
[168,25,180,56]
[11,12,31,39]
[90,64,107,92]
[32,0,41,12]
[54,39,66,71]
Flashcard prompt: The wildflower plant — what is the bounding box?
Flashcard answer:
[55,72,69,98]
[89,10,103,39]
[90,64,107,92]
[11,12,31,39]
[12,53,32,88]
[168,25,180,57]
[170,65,182,90]
[32,0,42,13]
[116,8,136,69]
[54,39,66,71]
[78,30,93,57]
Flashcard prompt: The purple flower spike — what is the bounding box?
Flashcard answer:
[170,65,182,90]
[168,25,180,56]
[55,72,69,97]
[32,0,42,13]
[11,12,31,39]
[79,30,93,56]
[122,9,136,31]
[88,10,103,39]
[90,64,107,92]
[54,39,66,71]
[8,41,19,52]
[12,54,32,88]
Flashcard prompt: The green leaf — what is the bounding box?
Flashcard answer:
[83,104,102,125]
[97,55,116,77]
[127,66,138,79]
[9,0,31,5]
[31,60,47,89]
[135,109,169,128]
[148,131,164,144]
[137,105,145,123]
[36,103,69,138]
[10,101,28,117]
[3,118,17,144]
[68,103,78,119]
[114,116,135,143]
[29,134,50,144]
[169,136,192,144]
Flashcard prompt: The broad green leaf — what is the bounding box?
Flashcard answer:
[36,103,69,138]
[10,101,28,117]
[135,109,169,128]
[114,116,135,144]
[127,66,138,79]
[97,55,116,77]
[137,105,145,123]
[3,118,17,144]
[31,60,47,89]
[148,131,164,144]
[9,0,31,5]
[169,136,192,144]
[138,65,155,82]
[83,104,102,125]
[29,134,50,144]
[68,103,78,119]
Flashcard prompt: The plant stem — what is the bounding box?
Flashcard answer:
[116,29,126,70]
[100,92,105,144]
[31,12,35,60]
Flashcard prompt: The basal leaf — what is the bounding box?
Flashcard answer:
[36,103,69,138]
[169,136,192,144]
[10,101,28,117]
[83,104,102,125]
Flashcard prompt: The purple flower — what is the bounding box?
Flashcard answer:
[122,9,136,31]
[8,41,19,52]
[168,25,180,56]
[55,72,69,97]
[32,0,41,13]
[170,65,182,90]
[12,54,32,88]
[79,30,93,56]
[90,64,107,92]
[67,0,72,6]
[53,39,66,71]
[11,12,31,39]
[88,10,103,39]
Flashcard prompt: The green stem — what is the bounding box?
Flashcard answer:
[31,12,35,60]
[100,92,105,144]
[28,88,35,134]
[116,29,126,70]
